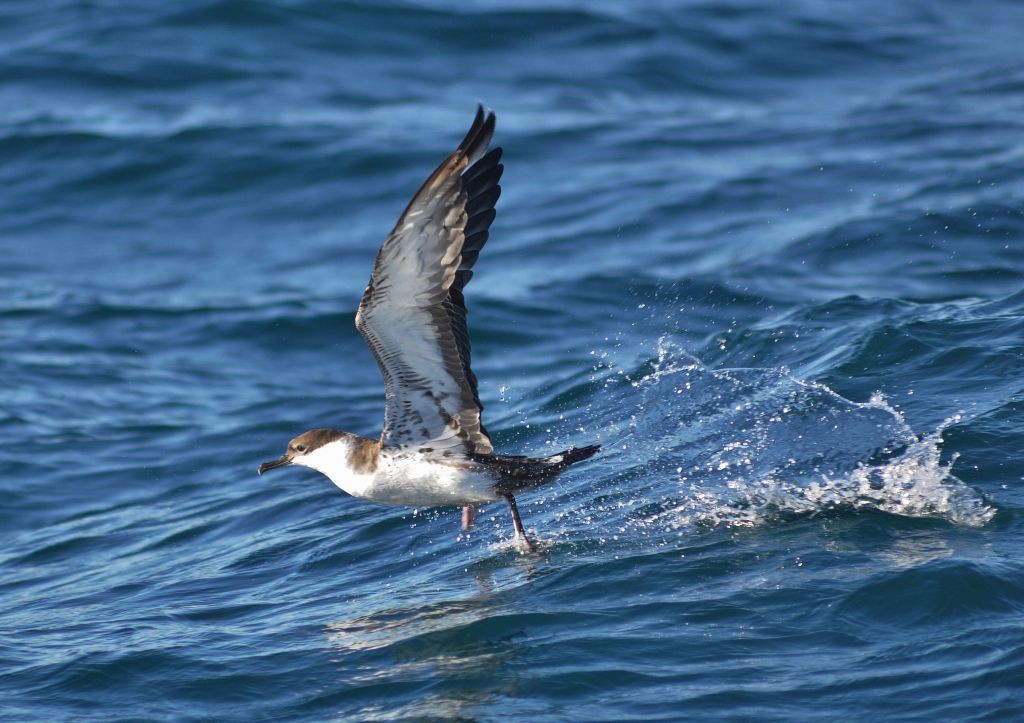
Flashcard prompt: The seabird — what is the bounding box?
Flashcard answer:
[259,106,600,551]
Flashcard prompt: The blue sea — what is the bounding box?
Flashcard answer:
[3,1,1024,720]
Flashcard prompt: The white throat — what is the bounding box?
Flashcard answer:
[293,438,375,498]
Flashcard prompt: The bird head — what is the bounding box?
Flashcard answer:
[258,428,345,475]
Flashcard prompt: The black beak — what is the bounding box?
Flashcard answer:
[258,455,291,475]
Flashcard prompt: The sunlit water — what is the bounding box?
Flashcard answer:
[2,1,1024,720]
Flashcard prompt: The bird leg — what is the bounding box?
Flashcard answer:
[503,493,536,552]
[461,505,475,531]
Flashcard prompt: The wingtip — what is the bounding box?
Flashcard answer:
[457,103,496,162]
[474,102,495,125]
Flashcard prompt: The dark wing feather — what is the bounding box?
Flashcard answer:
[355,106,503,456]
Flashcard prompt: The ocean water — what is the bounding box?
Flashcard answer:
[3,0,1024,719]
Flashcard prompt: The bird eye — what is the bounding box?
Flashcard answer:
[295,444,306,453]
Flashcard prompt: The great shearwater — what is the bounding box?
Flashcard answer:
[259,106,600,551]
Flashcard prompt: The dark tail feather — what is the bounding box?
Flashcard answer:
[489,444,601,495]
[544,444,601,468]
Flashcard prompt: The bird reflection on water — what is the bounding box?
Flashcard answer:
[322,553,542,717]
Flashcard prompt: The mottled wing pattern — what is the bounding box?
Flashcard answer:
[356,106,503,456]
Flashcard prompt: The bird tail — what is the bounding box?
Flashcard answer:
[487,444,601,495]
[543,444,601,469]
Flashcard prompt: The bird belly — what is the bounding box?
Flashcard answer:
[351,457,499,507]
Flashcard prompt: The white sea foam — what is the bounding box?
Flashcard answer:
[593,337,995,530]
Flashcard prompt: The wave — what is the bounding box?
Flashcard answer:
[580,337,995,531]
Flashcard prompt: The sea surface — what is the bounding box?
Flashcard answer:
[3,1,1024,720]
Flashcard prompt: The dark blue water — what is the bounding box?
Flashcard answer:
[3,1,1024,719]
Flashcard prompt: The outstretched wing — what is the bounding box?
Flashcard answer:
[355,106,503,456]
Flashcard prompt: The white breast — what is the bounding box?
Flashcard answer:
[295,440,499,507]
[368,454,499,506]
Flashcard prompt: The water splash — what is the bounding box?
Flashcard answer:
[672,421,995,529]
[591,337,995,530]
